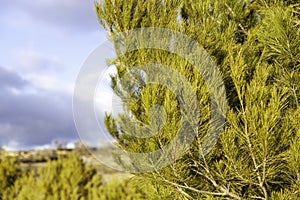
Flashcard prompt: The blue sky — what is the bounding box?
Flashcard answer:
[0,0,110,150]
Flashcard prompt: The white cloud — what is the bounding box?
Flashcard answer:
[18,49,61,71]
[95,66,117,111]
[24,74,74,94]
[14,48,74,94]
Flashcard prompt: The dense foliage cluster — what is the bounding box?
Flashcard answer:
[96,0,300,199]
[0,153,183,200]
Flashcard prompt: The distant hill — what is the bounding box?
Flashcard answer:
[1,147,120,175]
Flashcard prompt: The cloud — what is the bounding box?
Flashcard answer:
[14,49,74,94]
[0,66,78,150]
[0,67,28,89]
[25,74,74,94]
[17,49,61,71]
[0,0,109,151]
[0,0,100,32]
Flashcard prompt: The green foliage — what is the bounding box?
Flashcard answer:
[0,157,22,199]
[96,0,300,199]
[1,152,173,200]
[97,177,185,200]
[4,153,102,200]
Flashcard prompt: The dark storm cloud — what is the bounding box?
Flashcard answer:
[0,66,78,150]
[0,67,28,89]
[0,0,100,32]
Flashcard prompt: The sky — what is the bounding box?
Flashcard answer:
[0,0,112,151]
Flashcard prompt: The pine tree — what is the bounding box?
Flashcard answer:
[0,157,22,199]
[95,176,185,200]
[3,153,169,200]
[96,0,300,199]
[8,153,103,200]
